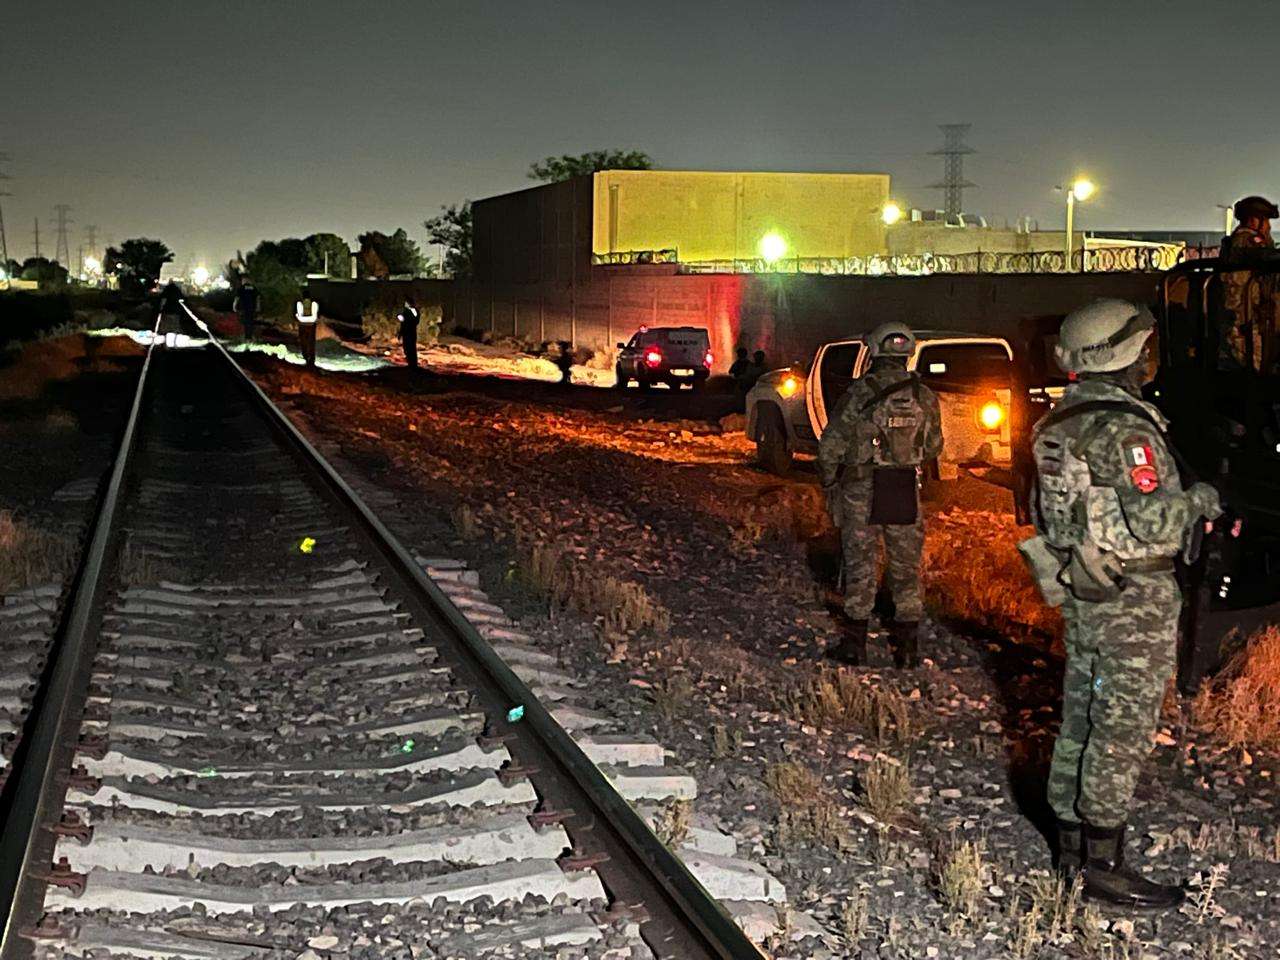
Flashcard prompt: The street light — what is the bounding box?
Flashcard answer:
[192,265,210,287]
[1216,203,1235,238]
[1063,177,1096,270]
[758,231,788,265]
[881,201,904,226]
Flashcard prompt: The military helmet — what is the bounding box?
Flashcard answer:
[1054,299,1154,374]
[1234,195,1279,221]
[867,321,916,358]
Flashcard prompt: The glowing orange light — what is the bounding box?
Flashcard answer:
[778,375,801,398]
[978,401,1005,431]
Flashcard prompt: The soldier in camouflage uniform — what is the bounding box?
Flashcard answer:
[818,322,943,668]
[1021,299,1222,909]
[1220,195,1278,369]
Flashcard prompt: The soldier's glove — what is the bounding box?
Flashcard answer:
[1188,482,1224,522]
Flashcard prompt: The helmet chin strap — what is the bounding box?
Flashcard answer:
[1079,363,1146,397]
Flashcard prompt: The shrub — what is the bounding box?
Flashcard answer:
[1193,626,1280,749]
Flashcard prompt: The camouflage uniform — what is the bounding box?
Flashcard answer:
[818,363,943,621]
[1221,225,1279,368]
[1033,379,1213,828]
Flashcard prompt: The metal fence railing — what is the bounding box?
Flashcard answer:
[670,245,1191,276]
[591,248,679,266]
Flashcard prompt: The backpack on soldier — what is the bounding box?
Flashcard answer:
[846,375,929,468]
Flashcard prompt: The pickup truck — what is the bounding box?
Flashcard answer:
[745,330,1016,479]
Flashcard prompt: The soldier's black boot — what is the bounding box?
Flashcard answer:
[1082,822,1184,909]
[830,619,868,666]
[890,620,919,668]
[1054,818,1082,875]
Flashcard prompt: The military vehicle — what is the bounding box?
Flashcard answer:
[1153,257,1280,691]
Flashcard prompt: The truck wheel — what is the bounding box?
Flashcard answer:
[638,377,654,392]
[614,366,628,389]
[755,407,792,475]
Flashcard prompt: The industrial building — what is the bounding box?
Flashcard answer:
[472,170,892,283]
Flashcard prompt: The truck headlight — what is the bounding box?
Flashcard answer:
[777,375,801,398]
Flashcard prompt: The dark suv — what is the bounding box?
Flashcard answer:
[615,326,712,390]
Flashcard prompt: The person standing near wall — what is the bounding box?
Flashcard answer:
[295,294,319,369]
[234,277,258,341]
[398,299,420,370]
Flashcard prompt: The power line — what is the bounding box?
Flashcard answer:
[928,123,976,224]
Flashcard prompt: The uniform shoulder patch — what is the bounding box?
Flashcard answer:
[1121,433,1159,493]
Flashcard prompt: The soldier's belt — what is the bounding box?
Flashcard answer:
[1118,557,1175,575]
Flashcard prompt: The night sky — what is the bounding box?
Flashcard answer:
[4,0,1276,272]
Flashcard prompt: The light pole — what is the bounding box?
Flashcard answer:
[1063,178,1095,271]
[1216,203,1234,239]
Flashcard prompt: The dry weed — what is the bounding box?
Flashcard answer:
[0,511,75,594]
[1185,863,1229,925]
[765,761,849,850]
[859,756,911,824]
[651,798,692,847]
[932,831,989,932]
[1193,626,1280,749]
[652,673,694,722]
[711,725,731,759]
[839,888,870,943]
[784,668,921,747]
[451,503,480,541]
[117,542,161,586]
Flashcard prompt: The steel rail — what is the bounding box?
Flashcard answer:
[183,303,766,959]
[0,315,163,960]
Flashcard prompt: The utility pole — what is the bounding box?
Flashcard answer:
[33,217,40,259]
[0,152,10,288]
[53,204,73,268]
[928,123,976,225]
[85,224,98,261]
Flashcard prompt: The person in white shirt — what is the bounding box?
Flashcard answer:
[295,296,319,369]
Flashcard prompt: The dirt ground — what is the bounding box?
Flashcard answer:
[242,356,1280,960]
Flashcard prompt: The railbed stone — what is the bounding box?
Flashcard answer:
[46,860,605,914]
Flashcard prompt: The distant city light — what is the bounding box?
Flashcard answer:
[192,265,210,286]
[0,267,6,281]
[881,202,904,226]
[758,231,788,264]
[1070,178,1096,202]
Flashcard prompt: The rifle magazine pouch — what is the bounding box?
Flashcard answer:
[868,467,919,525]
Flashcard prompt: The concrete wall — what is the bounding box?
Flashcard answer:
[310,269,1159,374]
[592,170,891,261]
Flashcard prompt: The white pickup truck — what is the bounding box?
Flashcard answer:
[745,330,1016,478]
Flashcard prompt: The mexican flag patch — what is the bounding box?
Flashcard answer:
[1124,436,1159,494]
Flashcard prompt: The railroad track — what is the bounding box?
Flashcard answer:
[0,309,766,960]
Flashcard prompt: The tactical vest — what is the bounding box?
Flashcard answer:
[1032,400,1181,562]
[847,375,929,468]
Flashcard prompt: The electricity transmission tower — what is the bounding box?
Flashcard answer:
[85,224,98,260]
[0,152,10,285]
[33,218,40,259]
[928,123,976,224]
[53,204,74,267]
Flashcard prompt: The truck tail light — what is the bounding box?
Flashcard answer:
[978,401,1005,432]
[644,349,663,368]
[703,351,713,368]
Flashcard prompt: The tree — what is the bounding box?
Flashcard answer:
[304,233,352,278]
[356,229,426,278]
[528,149,653,183]
[424,202,472,278]
[104,238,173,295]
[20,256,70,288]
[244,242,302,319]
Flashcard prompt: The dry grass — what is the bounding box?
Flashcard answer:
[932,831,990,933]
[765,761,849,850]
[784,667,921,748]
[518,537,671,636]
[651,798,693,847]
[117,541,161,586]
[839,888,870,943]
[858,756,912,824]
[1193,626,1280,749]
[923,510,1061,641]
[651,673,694,722]
[0,511,75,594]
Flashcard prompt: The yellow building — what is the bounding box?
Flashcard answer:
[591,170,891,262]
